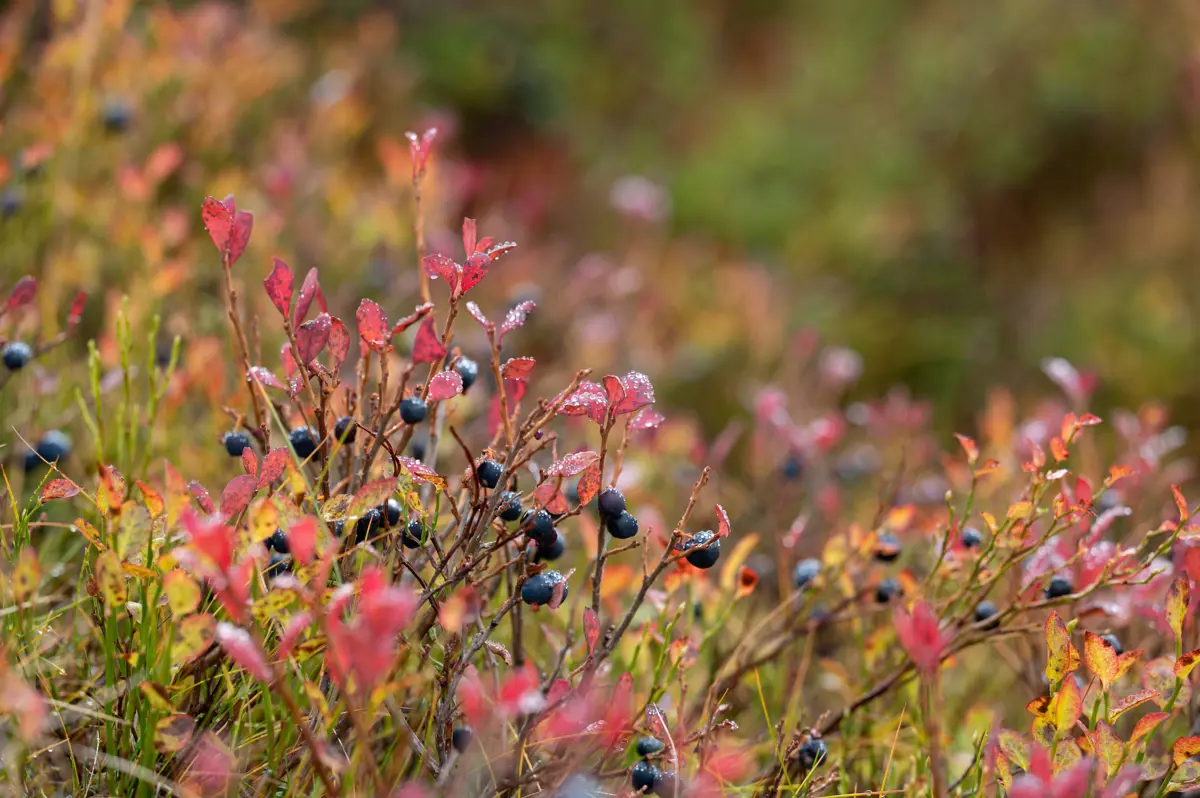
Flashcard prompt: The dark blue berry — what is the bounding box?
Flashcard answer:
[597,488,626,518]
[1,187,24,219]
[794,558,821,589]
[534,529,565,562]
[477,459,503,489]
[1101,633,1123,655]
[631,759,661,793]
[409,437,427,461]
[606,511,639,540]
[974,600,999,629]
[223,431,250,457]
[797,738,827,770]
[521,570,567,607]
[781,453,804,480]
[875,578,901,604]
[451,725,473,753]
[456,357,479,392]
[874,533,901,562]
[334,416,355,444]
[355,508,384,544]
[653,771,676,797]
[2,341,32,370]
[332,520,345,538]
[264,552,292,581]
[635,737,664,757]
[402,520,426,549]
[961,527,983,548]
[399,397,427,425]
[289,426,317,460]
[34,430,70,467]
[384,498,402,526]
[1045,575,1073,599]
[522,510,557,547]
[498,491,523,522]
[101,99,133,132]
[266,529,289,554]
[682,530,720,569]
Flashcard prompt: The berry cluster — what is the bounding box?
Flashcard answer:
[629,737,674,795]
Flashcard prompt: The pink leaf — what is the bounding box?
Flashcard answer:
[614,372,655,416]
[189,481,215,514]
[428,370,464,402]
[422,254,461,297]
[501,357,536,380]
[630,407,665,431]
[486,241,519,261]
[264,258,294,317]
[215,623,272,682]
[462,218,478,256]
[583,608,599,657]
[227,211,253,266]
[412,317,446,365]
[288,516,318,564]
[41,479,80,502]
[561,381,609,425]
[328,317,350,372]
[397,456,445,487]
[498,301,535,342]
[548,451,600,477]
[356,299,391,350]
[6,276,37,311]
[465,301,491,329]
[294,268,320,325]
[715,504,732,539]
[893,600,948,675]
[201,196,233,255]
[602,376,625,408]
[258,448,289,488]
[276,612,312,659]
[241,448,257,476]
[220,475,259,521]
[65,290,87,332]
[532,482,570,515]
[247,366,284,390]
[405,127,439,177]
[460,253,491,294]
[391,303,434,337]
[296,313,331,364]
[280,342,298,379]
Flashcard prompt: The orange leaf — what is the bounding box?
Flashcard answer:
[1108,689,1158,723]
[1026,695,1051,717]
[1054,675,1083,733]
[1050,436,1069,463]
[1167,576,1190,641]
[1131,712,1169,745]
[1177,648,1200,680]
[1084,631,1119,691]
[954,433,979,465]
[1008,501,1034,521]
[136,480,165,518]
[1175,736,1200,768]
[40,479,80,502]
[1088,721,1123,778]
[1045,611,1081,684]
[1105,465,1133,488]
[1174,485,1190,521]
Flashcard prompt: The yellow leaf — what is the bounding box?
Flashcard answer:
[1008,501,1034,521]
[1054,675,1083,733]
[136,480,165,518]
[162,569,201,616]
[719,533,760,592]
[1177,648,1200,681]
[115,502,150,561]
[248,498,279,544]
[1045,611,1081,684]
[154,714,195,754]
[95,550,127,608]
[1089,721,1123,779]
[1084,631,1119,691]
[1167,576,1190,642]
[11,547,40,603]
[139,682,175,713]
[97,464,125,516]
[981,512,998,535]
[172,613,215,662]
[121,562,157,579]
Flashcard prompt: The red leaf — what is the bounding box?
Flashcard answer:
[6,276,36,311]
[41,479,80,502]
[613,372,655,416]
[276,612,312,659]
[715,504,732,539]
[405,127,439,177]
[294,268,320,324]
[548,451,600,477]
[465,301,492,329]
[258,448,289,488]
[412,317,446,365]
[356,299,391,350]
[462,218,478,256]
[602,375,625,407]
[201,196,233,255]
[280,342,298,379]
[577,463,602,505]
[460,253,491,294]
[532,482,570,514]
[328,317,350,372]
[189,481,215,515]
[630,407,665,431]
[391,303,434,337]
[561,381,609,425]
[296,313,331,364]
[893,600,948,674]
[583,608,600,657]
[65,290,87,332]
[241,448,257,476]
[486,241,518,261]
[247,366,284,390]
[215,623,272,683]
[501,357,536,380]
[427,370,463,402]
[264,258,294,317]
[227,212,253,266]
[645,704,670,739]
[288,516,318,564]
[220,475,259,521]
[498,301,535,342]
[422,254,461,297]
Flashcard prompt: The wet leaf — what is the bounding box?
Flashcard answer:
[427,370,463,402]
[97,464,125,516]
[173,613,216,662]
[189,481,215,514]
[220,475,258,521]
[258,448,289,488]
[561,381,609,425]
[200,196,252,265]
[294,268,320,324]
[391,303,434,336]
[630,407,666,431]
[264,257,294,317]
[411,317,446,364]
[95,550,127,608]
[241,448,258,477]
[356,299,390,350]
[296,313,332,364]
[715,504,733,539]
[397,456,447,490]
[460,252,491,294]
[548,451,599,477]
[498,300,535,342]
[406,127,439,176]
[1168,576,1190,641]
[6,275,37,311]
[248,366,284,390]
[163,569,202,616]
[422,253,461,297]
[155,714,195,754]
[328,316,351,373]
[1045,611,1080,684]
[1084,631,1119,691]
[532,482,569,515]
[646,704,669,739]
[613,372,655,416]
[462,218,478,256]
[577,463,602,506]
[501,357,536,380]
[41,479,80,502]
[465,301,491,328]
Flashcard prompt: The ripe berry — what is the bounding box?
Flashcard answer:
[101,98,132,132]
[477,459,503,489]
[631,759,662,793]
[223,431,250,457]
[409,436,428,461]
[1,187,24,218]
[875,578,901,604]
[781,453,804,480]
[402,520,426,549]
[794,558,821,589]
[635,737,664,757]
[266,529,289,554]
[797,738,828,770]
[456,356,480,392]
[334,415,356,444]
[534,529,565,562]
[961,527,983,548]
[974,600,1000,629]
[682,530,720,569]
[498,491,523,522]
[26,430,72,472]
[451,725,473,753]
[332,520,345,538]
[264,552,292,581]
[873,533,901,562]
[355,508,384,543]
[597,488,626,518]
[522,509,557,547]
[2,341,32,370]
[399,396,427,425]
[654,771,677,797]
[606,511,639,540]
[521,570,567,607]
[383,498,402,527]
[1045,575,1073,599]
[1101,633,1123,655]
[289,426,317,460]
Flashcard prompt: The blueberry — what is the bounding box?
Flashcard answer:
[409,437,427,461]
[36,430,70,465]
[781,453,804,480]
[521,570,567,607]
[874,533,901,562]
[565,480,580,505]
[355,508,384,543]
[101,98,133,132]
[635,737,664,757]
[793,558,821,589]
[22,450,40,473]
[384,494,403,525]
[606,511,639,540]
[534,529,565,562]
[477,459,503,489]
[223,431,250,457]
[682,530,720,569]
[653,771,676,797]
[332,520,345,538]
[456,357,479,392]
[961,527,983,549]
[498,491,523,522]
[2,341,32,370]
[399,396,427,425]
[974,600,1000,630]
[1101,633,1123,655]
[451,725,473,753]
[333,416,356,444]
[597,488,626,518]
[154,340,175,369]
[1,187,24,219]
[289,426,318,460]
[797,738,828,770]
[1045,575,1073,599]
[266,529,289,554]
[264,552,291,581]
[875,578,901,604]
[402,520,426,549]
[631,760,661,793]
[522,509,557,547]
